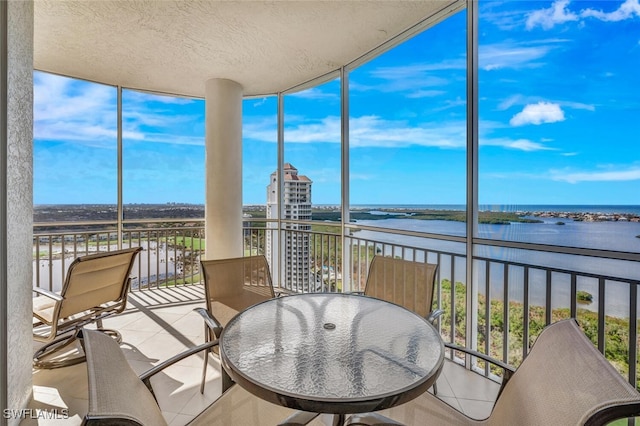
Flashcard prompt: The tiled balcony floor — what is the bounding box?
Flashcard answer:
[24,285,499,425]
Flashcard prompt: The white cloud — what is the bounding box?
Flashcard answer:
[559,101,595,111]
[284,117,341,144]
[526,0,579,30]
[34,73,117,147]
[34,71,204,148]
[497,94,526,111]
[362,74,450,94]
[124,90,194,105]
[289,87,339,101]
[480,137,554,152]
[243,115,278,143]
[479,40,565,71]
[349,116,465,149]
[527,0,640,30]
[246,114,552,153]
[251,97,269,107]
[245,114,468,149]
[481,6,529,31]
[349,172,375,181]
[126,133,204,146]
[370,60,466,80]
[581,0,640,22]
[551,167,640,183]
[34,72,116,123]
[352,59,465,95]
[498,95,595,114]
[431,97,467,112]
[510,102,565,126]
[406,90,447,99]
[302,167,341,184]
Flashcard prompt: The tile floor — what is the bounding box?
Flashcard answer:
[24,285,499,425]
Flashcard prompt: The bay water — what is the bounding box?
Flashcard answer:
[352,208,640,319]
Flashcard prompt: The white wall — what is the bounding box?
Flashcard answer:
[3,0,34,422]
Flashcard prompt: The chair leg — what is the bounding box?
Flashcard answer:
[96,328,122,344]
[433,381,438,395]
[200,323,209,394]
[34,328,122,369]
[34,332,82,369]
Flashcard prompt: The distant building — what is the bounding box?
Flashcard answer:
[266,164,312,291]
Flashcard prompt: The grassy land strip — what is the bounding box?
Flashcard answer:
[311,209,542,225]
[244,207,542,225]
[169,236,205,250]
[439,279,638,388]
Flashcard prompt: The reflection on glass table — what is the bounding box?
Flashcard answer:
[220,293,444,426]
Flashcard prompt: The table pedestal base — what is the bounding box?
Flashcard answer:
[277,410,320,426]
[276,412,347,426]
[332,414,345,426]
[344,412,404,426]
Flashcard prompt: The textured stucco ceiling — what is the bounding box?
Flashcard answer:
[34,1,460,97]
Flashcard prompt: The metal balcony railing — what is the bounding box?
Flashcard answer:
[33,220,205,291]
[33,219,640,392]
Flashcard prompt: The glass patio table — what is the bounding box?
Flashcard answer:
[219,292,444,425]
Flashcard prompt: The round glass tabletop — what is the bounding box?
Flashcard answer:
[220,293,444,415]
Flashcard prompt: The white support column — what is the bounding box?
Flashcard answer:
[204,79,243,260]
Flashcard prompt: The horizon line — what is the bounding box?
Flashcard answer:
[34,203,640,207]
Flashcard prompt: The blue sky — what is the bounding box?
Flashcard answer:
[33,0,640,206]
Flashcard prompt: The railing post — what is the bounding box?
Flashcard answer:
[523,266,530,356]
[276,92,284,291]
[465,0,479,362]
[117,86,123,249]
[503,264,509,364]
[630,283,638,389]
[340,66,350,293]
[598,277,606,353]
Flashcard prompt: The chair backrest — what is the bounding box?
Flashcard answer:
[488,319,640,425]
[200,255,275,326]
[80,328,168,426]
[364,256,438,319]
[58,247,141,319]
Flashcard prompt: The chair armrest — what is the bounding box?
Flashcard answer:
[445,342,515,374]
[32,287,63,302]
[274,288,295,297]
[426,309,444,324]
[445,342,515,398]
[193,307,223,337]
[139,339,219,385]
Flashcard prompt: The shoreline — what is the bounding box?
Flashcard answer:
[317,208,640,225]
[521,210,640,223]
[34,204,640,225]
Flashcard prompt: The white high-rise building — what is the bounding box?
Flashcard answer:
[266,164,312,291]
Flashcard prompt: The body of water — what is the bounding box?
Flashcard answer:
[352,214,640,318]
[350,204,640,215]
